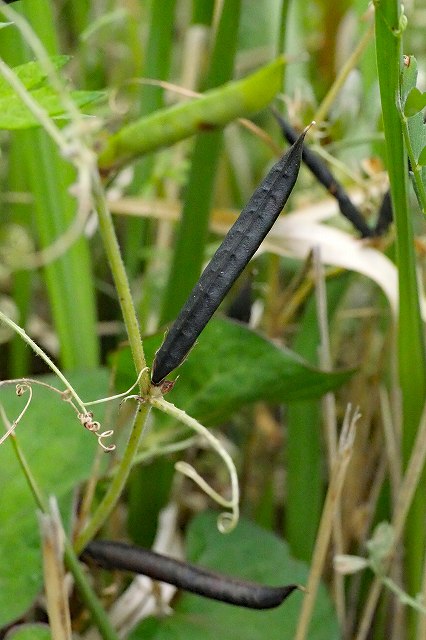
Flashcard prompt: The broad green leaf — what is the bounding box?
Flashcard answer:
[115,317,353,427]
[400,55,426,209]
[4,624,51,640]
[419,146,426,166]
[404,87,426,118]
[129,512,339,640]
[400,56,426,161]
[400,56,418,107]
[0,87,103,130]
[0,55,70,98]
[0,369,109,627]
[177,319,353,425]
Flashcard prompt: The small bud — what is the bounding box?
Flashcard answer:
[334,554,369,575]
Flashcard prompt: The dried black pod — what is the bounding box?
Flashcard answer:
[272,109,374,238]
[83,540,300,610]
[374,189,393,235]
[151,126,309,385]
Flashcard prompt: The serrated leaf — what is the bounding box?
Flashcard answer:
[0,369,109,627]
[0,55,70,98]
[404,87,426,118]
[114,317,353,427]
[129,512,339,640]
[0,87,104,130]
[0,87,103,130]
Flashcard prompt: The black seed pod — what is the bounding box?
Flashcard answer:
[83,540,299,609]
[272,109,374,238]
[151,126,309,385]
[374,189,393,235]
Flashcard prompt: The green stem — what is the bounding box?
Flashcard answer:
[123,0,177,275]
[91,173,149,392]
[276,0,292,59]
[374,0,426,602]
[0,309,86,413]
[314,22,374,124]
[64,542,119,640]
[73,405,150,554]
[160,0,242,322]
[74,172,151,553]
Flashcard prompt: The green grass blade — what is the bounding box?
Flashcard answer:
[374,0,426,601]
[286,274,348,561]
[25,134,100,369]
[1,1,99,370]
[123,0,177,275]
[160,0,242,322]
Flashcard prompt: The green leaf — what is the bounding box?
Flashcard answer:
[4,624,51,640]
[400,55,418,107]
[0,369,109,627]
[400,55,426,211]
[0,55,70,97]
[419,146,426,166]
[179,319,353,425]
[129,512,339,640]
[115,317,353,427]
[404,87,426,118]
[0,87,103,130]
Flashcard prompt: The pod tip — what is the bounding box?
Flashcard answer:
[303,121,316,135]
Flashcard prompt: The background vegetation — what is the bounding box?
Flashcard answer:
[1,0,426,638]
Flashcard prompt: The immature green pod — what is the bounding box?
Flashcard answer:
[151,126,310,385]
[83,540,299,609]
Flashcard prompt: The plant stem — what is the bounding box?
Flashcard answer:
[123,0,177,275]
[314,21,374,125]
[294,406,358,640]
[73,172,151,553]
[374,0,426,604]
[160,0,242,322]
[64,541,119,640]
[73,404,150,554]
[91,172,149,391]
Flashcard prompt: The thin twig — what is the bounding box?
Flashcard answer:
[38,499,73,640]
[313,246,346,629]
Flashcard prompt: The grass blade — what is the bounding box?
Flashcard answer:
[374,0,426,608]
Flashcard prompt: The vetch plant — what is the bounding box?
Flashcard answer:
[4,2,426,639]
[0,10,318,628]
